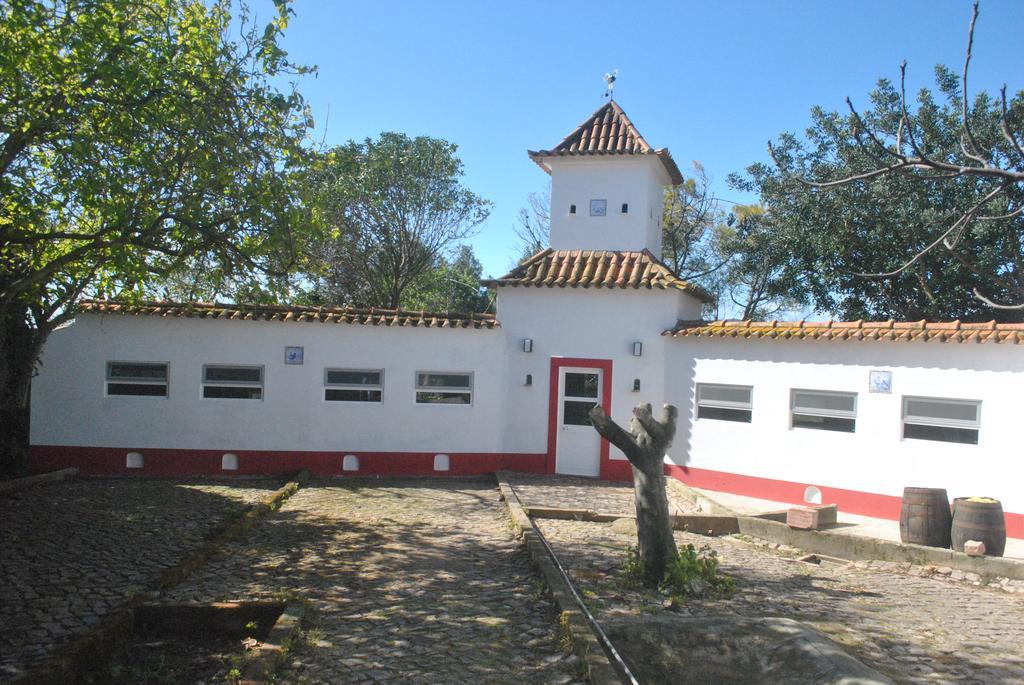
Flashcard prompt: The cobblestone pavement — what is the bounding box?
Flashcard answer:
[504,472,699,515]
[0,478,278,681]
[163,478,579,684]
[536,518,1024,684]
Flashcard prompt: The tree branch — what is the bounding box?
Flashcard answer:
[958,2,989,167]
[588,405,642,464]
[844,96,901,163]
[852,181,1010,278]
[631,403,666,445]
[971,287,1024,310]
[1000,85,1024,160]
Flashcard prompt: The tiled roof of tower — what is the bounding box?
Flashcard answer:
[79,300,500,329]
[664,319,1024,344]
[528,101,684,184]
[483,249,714,303]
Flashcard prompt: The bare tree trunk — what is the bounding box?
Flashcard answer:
[589,403,679,587]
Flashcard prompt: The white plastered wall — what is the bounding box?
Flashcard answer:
[31,313,509,454]
[31,286,704,463]
[31,294,1023,518]
[664,337,1024,514]
[547,156,670,256]
[497,286,702,457]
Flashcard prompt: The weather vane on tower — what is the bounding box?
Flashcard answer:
[603,69,618,100]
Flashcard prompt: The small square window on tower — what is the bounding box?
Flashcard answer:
[569,204,576,215]
[621,203,629,214]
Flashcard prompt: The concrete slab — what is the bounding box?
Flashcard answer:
[691,487,1024,560]
[604,615,893,685]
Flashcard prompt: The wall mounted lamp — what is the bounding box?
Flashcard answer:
[523,338,533,353]
[632,341,643,357]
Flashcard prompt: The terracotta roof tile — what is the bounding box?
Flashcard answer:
[79,300,500,330]
[663,319,1024,344]
[528,101,684,184]
[483,249,714,303]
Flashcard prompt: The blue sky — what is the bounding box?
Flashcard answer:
[268,0,1024,278]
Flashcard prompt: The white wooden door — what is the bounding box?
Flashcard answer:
[555,367,602,477]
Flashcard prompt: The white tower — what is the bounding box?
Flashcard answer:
[528,101,682,259]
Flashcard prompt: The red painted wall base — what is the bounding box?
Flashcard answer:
[29,445,1023,539]
[29,445,547,478]
[603,458,1024,540]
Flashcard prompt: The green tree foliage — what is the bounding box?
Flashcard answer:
[624,543,734,599]
[716,205,804,320]
[304,133,491,310]
[661,162,730,290]
[659,163,799,319]
[733,68,1023,321]
[0,0,313,474]
[401,245,491,313]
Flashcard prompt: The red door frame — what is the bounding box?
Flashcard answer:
[546,357,614,478]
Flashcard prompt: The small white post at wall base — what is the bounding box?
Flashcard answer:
[804,486,822,505]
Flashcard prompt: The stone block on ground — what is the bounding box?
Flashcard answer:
[812,503,838,526]
[787,507,820,530]
[786,504,837,530]
[964,540,987,557]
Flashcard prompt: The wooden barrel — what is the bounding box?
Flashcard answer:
[899,487,952,548]
[952,497,1006,557]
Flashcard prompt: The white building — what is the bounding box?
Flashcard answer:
[30,101,1024,539]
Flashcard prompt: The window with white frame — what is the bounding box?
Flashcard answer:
[325,369,383,402]
[106,362,168,397]
[416,372,472,405]
[902,396,980,445]
[202,365,263,399]
[695,383,752,423]
[791,389,856,432]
